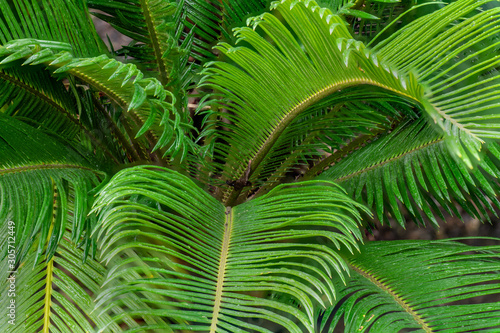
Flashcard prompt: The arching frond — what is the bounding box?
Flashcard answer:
[0,62,127,164]
[87,0,183,85]
[349,0,447,42]
[87,0,270,80]
[320,239,500,332]
[0,1,125,161]
[320,120,500,227]
[201,0,423,205]
[0,39,196,161]
[200,0,500,207]
[0,233,120,333]
[91,165,367,332]
[0,114,104,263]
[0,65,79,139]
[374,0,500,167]
[0,0,106,57]
[239,99,415,199]
[177,0,270,65]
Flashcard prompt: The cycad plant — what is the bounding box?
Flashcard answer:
[1,0,500,331]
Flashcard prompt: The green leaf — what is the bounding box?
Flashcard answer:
[320,239,500,332]
[0,234,122,333]
[338,9,380,20]
[0,113,105,263]
[201,0,500,206]
[374,0,500,166]
[320,119,500,226]
[91,165,367,332]
[0,0,106,57]
[0,39,195,160]
[202,0,424,205]
[88,0,180,84]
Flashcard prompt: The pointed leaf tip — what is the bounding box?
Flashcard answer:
[129,84,147,111]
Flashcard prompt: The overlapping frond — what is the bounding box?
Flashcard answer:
[87,0,269,82]
[91,165,366,332]
[320,239,500,332]
[0,63,126,164]
[178,0,270,65]
[318,0,381,20]
[201,0,423,205]
[320,120,500,227]
[0,0,106,57]
[0,114,104,263]
[201,0,500,206]
[0,39,195,160]
[0,233,120,333]
[87,0,184,84]
[0,1,123,160]
[374,0,500,167]
[0,65,79,139]
[350,0,446,42]
[239,99,415,198]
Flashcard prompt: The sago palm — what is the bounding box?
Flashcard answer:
[1,0,500,332]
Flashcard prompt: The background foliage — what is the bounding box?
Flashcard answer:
[0,0,500,332]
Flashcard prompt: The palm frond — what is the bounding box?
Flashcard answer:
[0,0,106,57]
[240,99,415,199]
[320,119,500,227]
[220,0,270,38]
[350,0,446,42]
[0,39,196,161]
[0,114,104,263]
[0,61,127,164]
[0,65,79,139]
[0,232,120,333]
[374,0,500,167]
[91,165,367,332]
[87,0,185,85]
[201,0,500,207]
[87,0,271,77]
[201,0,423,205]
[320,239,500,332]
[0,1,123,161]
[318,0,381,20]
[177,0,271,66]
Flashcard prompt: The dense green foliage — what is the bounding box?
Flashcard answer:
[1,0,500,332]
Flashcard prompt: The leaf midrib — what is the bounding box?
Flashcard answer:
[0,70,120,164]
[349,263,432,332]
[43,258,54,333]
[334,137,443,183]
[140,0,168,85]
[222,79,421,206]
[210,206,234,332]
[0,163,97,175]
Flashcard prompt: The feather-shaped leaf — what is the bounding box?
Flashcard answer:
[0,39,196,160]
[201,0,500,206]
[0,65,79,139]
[87,0,182,84]
[320,239,500,332]
[91,165,367,332]
[0,0,106,57]
[201,0,423,205]
[374,0,500,167]
[234,99,415,201]
[320,119,500,227]
[0,233,120,333]
[0,114,104,263]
